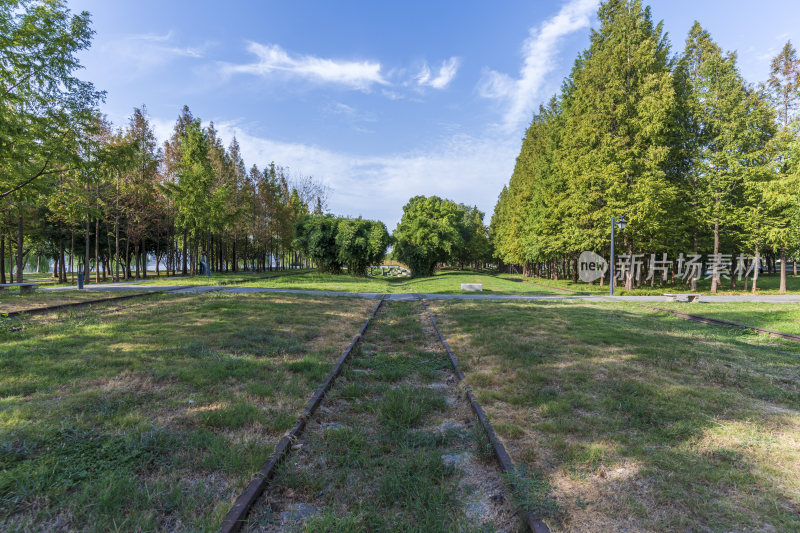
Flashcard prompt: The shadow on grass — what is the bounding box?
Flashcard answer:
[435,300,800,531]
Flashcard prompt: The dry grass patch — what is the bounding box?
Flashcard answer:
[430,299,800,532]
[0,292,374,531]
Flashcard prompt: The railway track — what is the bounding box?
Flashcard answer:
[0,270,312,320]
[221,297,549,533]
[0,287,186,319]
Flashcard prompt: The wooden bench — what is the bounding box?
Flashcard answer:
[664,293,700,303]
[0,282,39,294]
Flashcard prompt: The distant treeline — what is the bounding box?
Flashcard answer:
[491,0,800,293]
[0,2,339,284]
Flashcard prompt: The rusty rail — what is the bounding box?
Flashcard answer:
[1,288,182,319]
[219,296,385,533]
[419,297,551,533]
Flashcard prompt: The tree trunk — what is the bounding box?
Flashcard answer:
[752,249,760,293]
[0,234,5,285]
[141,240,147,279]
[8,235,13,284]
[95,218,100,283]
[190,236,196,277]
[182,230,188,275]
[16,215,24,283]
[70,230,75,284]
[624,242,634,291]
[59,239,67,283]
[232,235,238,273]
[124,236,130,280]
[134,244,140,279]
[710,217,720,294]
[84,217,91,282]
[779,247,787,293]
[115,217,120,282]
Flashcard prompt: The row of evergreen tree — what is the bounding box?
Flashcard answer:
[490,0,800,292]
[3,103,330,284]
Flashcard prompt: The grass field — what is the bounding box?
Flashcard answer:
[139,270,566,295]
[0,289,150,314]
[15,271,184,288]
[654,301,800,336]
[0,292,374,531]
[246,300,520,531]
[429,299,800,532]
[501,273,800,296]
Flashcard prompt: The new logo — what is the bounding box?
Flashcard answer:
[578,251,608,283]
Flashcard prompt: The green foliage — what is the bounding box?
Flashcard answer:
[491,0,796,294]
[0,0,103,201]
[393,195,465,277]
[336,217,389,276]
[171,119,230,238]
[294,214,343,273]
[294,214,389,276]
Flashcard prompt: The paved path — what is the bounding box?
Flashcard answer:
[40,284,800,303]
[584,294,800,303]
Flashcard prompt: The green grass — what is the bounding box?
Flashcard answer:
[126,269,311,287]
[654,301,800,336]
[141,269,566,295]
[246,300,521,531]
[0,292,375,531]
[502,272,800,295]
[16,270,184,288]
[431,298,800,532]
[0,288,149,314]
[377,386,446,430]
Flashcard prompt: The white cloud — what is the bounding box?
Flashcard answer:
[416,57,461,89]
[193,121,517,229]
[98,31,208,75]
[223,42,387,90]
[479,0,598,132]
[322,101,377,131]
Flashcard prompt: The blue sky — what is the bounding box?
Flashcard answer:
[67,0,800,229]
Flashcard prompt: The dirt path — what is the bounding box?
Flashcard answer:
[244,299,521,531]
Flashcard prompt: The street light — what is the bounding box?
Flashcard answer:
[610,215,628,296]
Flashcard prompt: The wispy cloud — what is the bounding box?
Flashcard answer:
[479,0,598,132]
[323,101,377,133]
[96,31,209,77]
[223,42,387,90]
[130,31,206,58]
[416,57,461,89]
